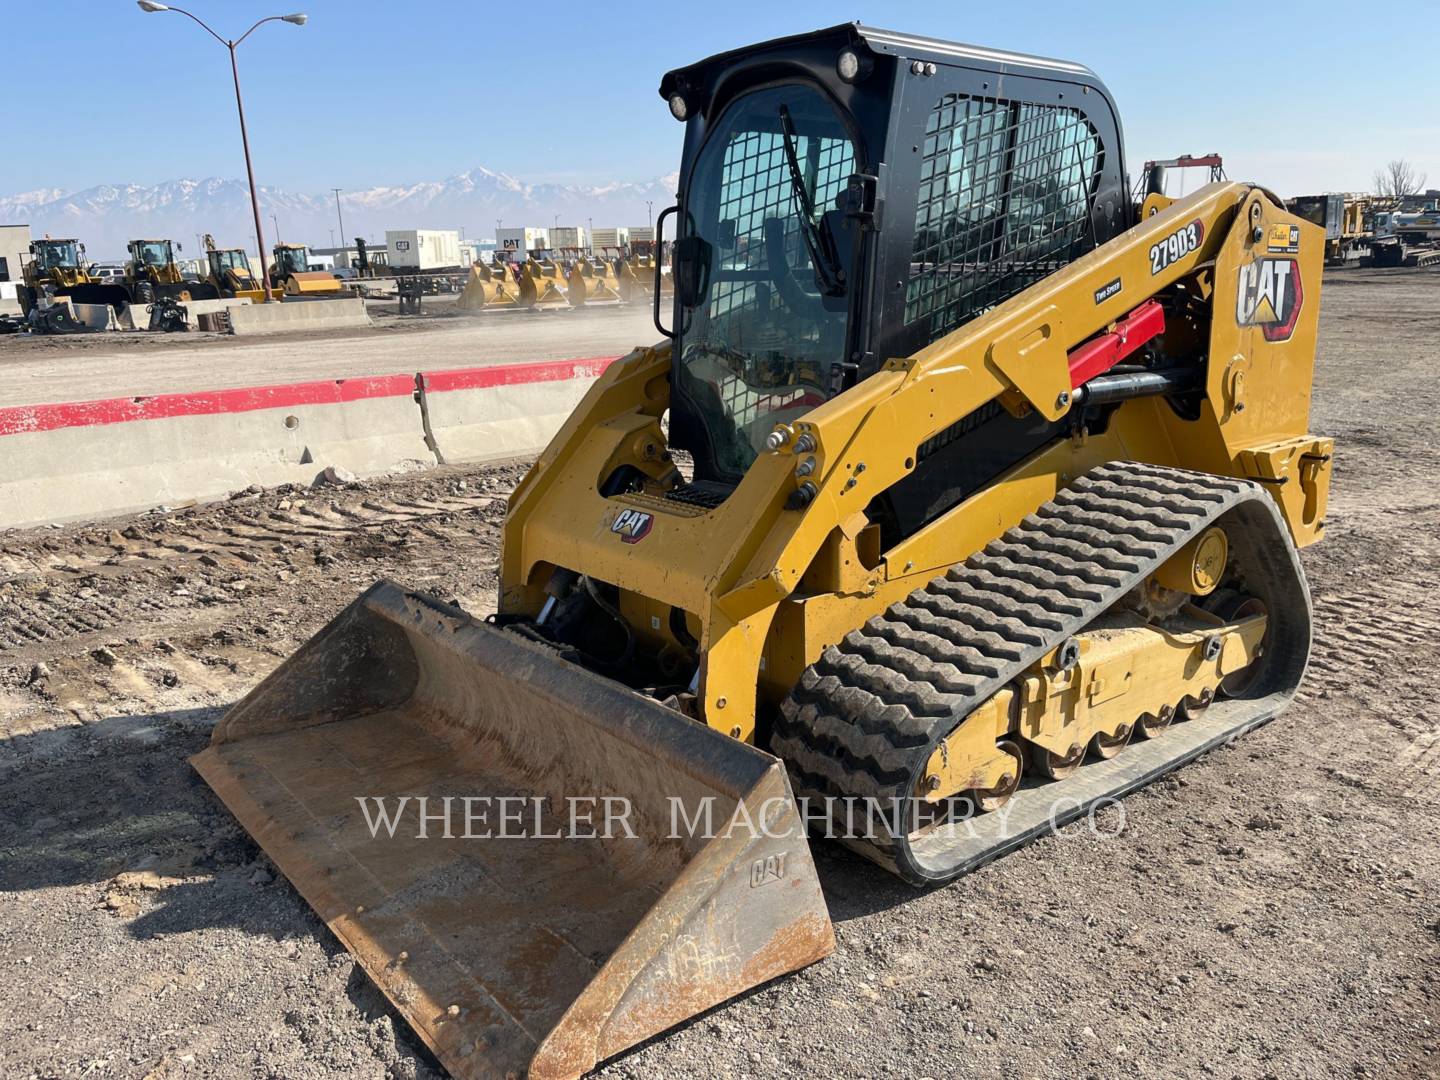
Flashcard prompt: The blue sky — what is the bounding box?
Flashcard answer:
[5,0,1434,197]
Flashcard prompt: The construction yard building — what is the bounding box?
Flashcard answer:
[0,223,30,284]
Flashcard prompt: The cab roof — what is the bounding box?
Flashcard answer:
[660,22,1098,100]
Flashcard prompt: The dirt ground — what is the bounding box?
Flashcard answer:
[0,299,657,406]
[1,266,1437,1079]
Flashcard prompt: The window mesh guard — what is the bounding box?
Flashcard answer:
[906,94,1104,346]
[710,129,854,330]
[692,127,853,433]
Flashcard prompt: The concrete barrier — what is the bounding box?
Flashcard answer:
[0,355,624,529]
[182,296,253,330]
[0,375,431,528]
[115,300,252,332]
[228,296,369,336]
[418,356,618,464]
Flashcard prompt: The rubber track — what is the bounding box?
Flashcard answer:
[771,461,1289,883]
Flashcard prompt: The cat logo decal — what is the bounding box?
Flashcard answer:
[1236,257,1303,342]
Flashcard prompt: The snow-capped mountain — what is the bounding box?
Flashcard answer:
[0,168,680,259]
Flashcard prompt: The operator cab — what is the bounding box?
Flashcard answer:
[208,248,253,277]
[273,244,311,275]
[30,239,83,270]
[128,240,175,269]
[659,24,1130,527]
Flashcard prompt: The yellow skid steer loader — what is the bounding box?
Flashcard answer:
[194,24,1332,1080]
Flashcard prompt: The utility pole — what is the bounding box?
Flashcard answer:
[332,187,346,254]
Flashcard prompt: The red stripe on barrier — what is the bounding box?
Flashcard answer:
[0,373,417,437]
[0,356,623,437]
[420,355,619,393]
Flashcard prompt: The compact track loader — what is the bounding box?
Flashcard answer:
[195,24,1332,1080]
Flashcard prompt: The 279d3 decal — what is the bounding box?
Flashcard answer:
[1149,219,1204,274]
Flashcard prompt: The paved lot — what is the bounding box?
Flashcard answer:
[0,302,658,406]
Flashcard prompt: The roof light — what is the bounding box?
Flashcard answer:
[668,92,690,122]
[837,47,871,83]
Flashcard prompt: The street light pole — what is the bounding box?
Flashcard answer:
[332,187,346,254]
[137,3,307,303]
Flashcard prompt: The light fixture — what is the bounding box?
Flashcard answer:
[837,47,871,83]
[136,1,169,10]
[667,92,689,122]
[282,12,307,23]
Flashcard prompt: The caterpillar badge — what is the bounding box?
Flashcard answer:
[192,23,1333,1080]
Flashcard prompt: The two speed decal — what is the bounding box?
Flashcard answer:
[1149,219,1204,274]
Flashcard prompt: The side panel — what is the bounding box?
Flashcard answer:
[873,60,1129,364]
[1160,190,1333,546]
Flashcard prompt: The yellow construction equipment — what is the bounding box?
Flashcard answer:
[456,259,521,312]
[16,237,95,317]
[564,255,624,305]
[607,250,650,302]
[196,24,1332,1080]
[203,244,266,304]
[629,249,672,299]
[70,239,221,311]
[517,255,571,307]
[269,243,345,295]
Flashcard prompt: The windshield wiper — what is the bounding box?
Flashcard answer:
[777,105,845,296]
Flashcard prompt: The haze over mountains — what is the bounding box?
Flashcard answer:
[0,167,680,259]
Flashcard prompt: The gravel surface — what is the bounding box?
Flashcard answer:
[1,267,1437,1079]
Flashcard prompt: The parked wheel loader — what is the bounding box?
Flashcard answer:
[194,24,1332,1080]
[16,237,95,316]
[70,239,220,312]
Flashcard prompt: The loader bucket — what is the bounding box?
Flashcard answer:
[192,581,834,1080]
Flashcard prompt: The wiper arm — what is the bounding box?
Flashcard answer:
[777,105,844,296]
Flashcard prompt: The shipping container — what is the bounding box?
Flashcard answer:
[496,227,550,258]
[590,226,630,252]
[386,229,464,272]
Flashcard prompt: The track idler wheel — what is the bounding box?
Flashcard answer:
[1204,590,1269,698]
[971,739,1024,812]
